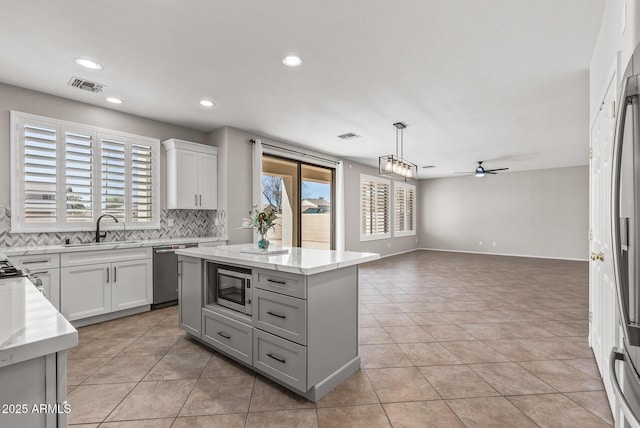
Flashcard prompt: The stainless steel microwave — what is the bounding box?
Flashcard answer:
[206,263,252,315]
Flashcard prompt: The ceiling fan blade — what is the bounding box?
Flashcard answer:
[485,171,498,174]
[484,168,509,173]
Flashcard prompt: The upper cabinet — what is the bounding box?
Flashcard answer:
[163,139,218,210]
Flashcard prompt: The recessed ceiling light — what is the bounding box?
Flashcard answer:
[282,55,303,68]
[75,58,103,70]
[199,100,215,108]
[106,97,122,104]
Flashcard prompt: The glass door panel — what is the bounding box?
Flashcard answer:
[261,156,299,247]
[301,164,333,249]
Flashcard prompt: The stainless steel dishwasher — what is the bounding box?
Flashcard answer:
[153,243,198,308]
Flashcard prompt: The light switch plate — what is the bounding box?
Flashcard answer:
[168,218,174,227]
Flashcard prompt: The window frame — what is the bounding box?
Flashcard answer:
[10,111,161,233]
[393,181,417,237]
[359,173,391,242]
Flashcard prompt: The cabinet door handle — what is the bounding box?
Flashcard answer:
[177,260,182,277]
[114,266,117,282]
[106,267,109,283]
[217,331,231,340]
[199,194,202,206]
[267,278,286,285]
[267,353,286,364]
[267,311,287,319]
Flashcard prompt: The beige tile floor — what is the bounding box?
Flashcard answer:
[67,250,613,427]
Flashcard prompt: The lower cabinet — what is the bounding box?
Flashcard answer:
[179,256,203,337]
[202,308,252,365]
[253,329,307,391]
[0,351,68,428]
[10,254,60,311]
[111,259,152,311]
[60,249,152,322]
[60,264,110,321]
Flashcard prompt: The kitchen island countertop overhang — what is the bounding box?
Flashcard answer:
[174,244,380,275]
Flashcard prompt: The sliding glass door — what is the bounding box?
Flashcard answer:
[262,155,334,249]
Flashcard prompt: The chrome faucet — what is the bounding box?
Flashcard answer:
[96,214,119,243]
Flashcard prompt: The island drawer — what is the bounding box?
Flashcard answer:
[255,269,306,299]
[11,253,60,270]
[202,308,252,365]
[253,289,307,345]
[253,329,307,392]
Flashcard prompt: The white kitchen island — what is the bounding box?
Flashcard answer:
[175,244,379,401]
[0,275,78,428]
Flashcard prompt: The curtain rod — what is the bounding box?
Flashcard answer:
[250,139,339,166]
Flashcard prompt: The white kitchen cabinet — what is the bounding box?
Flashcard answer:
[163,138,218,210]
[60,248,152,323]
[11,253,60,310]
[111,259,152,311]
[60,263,110,321]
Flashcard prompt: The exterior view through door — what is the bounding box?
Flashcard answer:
[261,155,334,249]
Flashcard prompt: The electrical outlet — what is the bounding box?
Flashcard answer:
[214,218,219,226]
[168,218,174,227]
[479,241,483,246]
[492,242,496,247]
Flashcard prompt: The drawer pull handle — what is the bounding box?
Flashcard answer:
[217,331,231,340]
[267,311,286,319]
[267,278,286,285]
[267,353,286,364]
[33,271,49,275]
[22,260,48,265]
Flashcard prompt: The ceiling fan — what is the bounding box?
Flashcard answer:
[456,161,509,178]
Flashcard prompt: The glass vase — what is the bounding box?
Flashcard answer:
[258,232,270,250]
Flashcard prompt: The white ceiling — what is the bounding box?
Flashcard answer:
[0,0,605,178]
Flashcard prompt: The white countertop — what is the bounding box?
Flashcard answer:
[176,244,380,275]
[2,236,228,256]
[0,277,78,368]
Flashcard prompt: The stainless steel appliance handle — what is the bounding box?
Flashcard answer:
[154,248,177,254]
[610,348,640,428]
[612,73,640,345]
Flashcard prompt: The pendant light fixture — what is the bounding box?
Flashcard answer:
[379,122,418,181]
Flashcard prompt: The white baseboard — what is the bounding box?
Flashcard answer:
[381,248,419,259]
[418,247,589,262]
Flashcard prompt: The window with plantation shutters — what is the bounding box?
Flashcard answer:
[131,143,153,223]
[394,182,416,236]
[65,130,94,223]
[22,122,58,224]
[101,137,126,222]
[11,111,160,232]
[360,174,391,241]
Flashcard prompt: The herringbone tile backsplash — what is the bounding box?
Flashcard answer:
[0,207,226,247]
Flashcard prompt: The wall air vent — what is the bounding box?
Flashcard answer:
[337,132,361,140]
[67,76,105,93]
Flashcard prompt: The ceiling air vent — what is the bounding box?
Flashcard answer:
[337,132,360,140]
[67,76,105,93]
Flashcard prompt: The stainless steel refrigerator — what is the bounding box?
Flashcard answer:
[612,40,640,428]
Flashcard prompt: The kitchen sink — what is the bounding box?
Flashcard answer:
[63,240,143,248]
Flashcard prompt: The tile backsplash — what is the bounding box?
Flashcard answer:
[0,207,227,247]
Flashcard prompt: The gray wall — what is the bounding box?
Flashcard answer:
[0,82,207,208]
[343,161,419,256]
[418,166,589,260]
